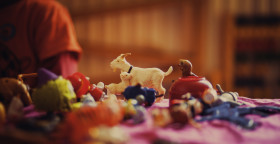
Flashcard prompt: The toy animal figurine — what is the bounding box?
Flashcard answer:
[0,77,32,109]
[123,84,157,106]
[110,53,173,96]
[105,72,132,96]
[178,59,197,77]
[169,59,213,105]
[215,84,239,103]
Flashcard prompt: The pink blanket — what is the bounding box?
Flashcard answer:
[120,97,280,144]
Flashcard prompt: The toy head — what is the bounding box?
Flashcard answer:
[179,59,192,77]
[110,53,131,72]
[120,72,132,81]
[0,78,32,108]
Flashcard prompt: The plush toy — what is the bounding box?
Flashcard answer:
[123,84,156,106]
[0,77,32,109]
[32,68,76,112]
[110,53,173,97]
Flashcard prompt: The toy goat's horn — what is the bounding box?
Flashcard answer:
[121,53,131,58]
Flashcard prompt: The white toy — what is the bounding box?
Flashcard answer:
[105,72,132,95]
[110,53,173,96]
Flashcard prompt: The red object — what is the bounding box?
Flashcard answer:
[169,76,213,106]
[89,84,103,101]
[67,72,90,98]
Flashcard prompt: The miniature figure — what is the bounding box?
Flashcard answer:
[151,96,202,128]
[123,84,156,106]
[169,59,213,105]
[215,84,239,103]
[197,102,280,129]
[105,72,132,96]
[89,84,105,101]
[0,77,32,109]
[110,53,173,96]
[66,72,90,100]
[178,59,197,77]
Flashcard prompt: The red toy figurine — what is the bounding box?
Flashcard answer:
[169,59,214,106]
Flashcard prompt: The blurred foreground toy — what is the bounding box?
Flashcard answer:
[197,102,280,129]
[0,77,32,109]
[89,83,104,101]
[105,72,132,96]
[151,96,202,128]
[32,68,76,112]
[123,99,147,124]
[169,59,213,105]
[59,97,124,143]
[110,53,173,97]
[123,84,157,106]
[89,126,129,144]
[67,72,105,101]
[66,72,90,99]
[213,84,240,105]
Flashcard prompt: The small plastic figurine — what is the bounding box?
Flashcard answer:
[66,72,90,100]
[169,59,213,105]
[105,72,132,96]
[0,77,32,109]
[151,96,202,128]
[178,59,197,77]
[215,84,239,104]
[110,53,173,97]
[197,102,280,129]
[123,84,157,106]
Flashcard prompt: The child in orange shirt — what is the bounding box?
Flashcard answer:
[0,0,82,87]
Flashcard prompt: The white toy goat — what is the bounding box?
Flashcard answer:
[105,72,132,95]
[110,53,173,96]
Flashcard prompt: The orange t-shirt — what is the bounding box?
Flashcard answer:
[0,0,82,79]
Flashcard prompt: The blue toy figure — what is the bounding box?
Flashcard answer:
[197,102,280,129]
[123,84,156,106]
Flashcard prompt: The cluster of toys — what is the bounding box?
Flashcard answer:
[0,53,280,143]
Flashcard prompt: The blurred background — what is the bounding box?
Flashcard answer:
[57,0,280,99]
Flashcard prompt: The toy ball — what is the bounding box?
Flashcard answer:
[136,95,145,105]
